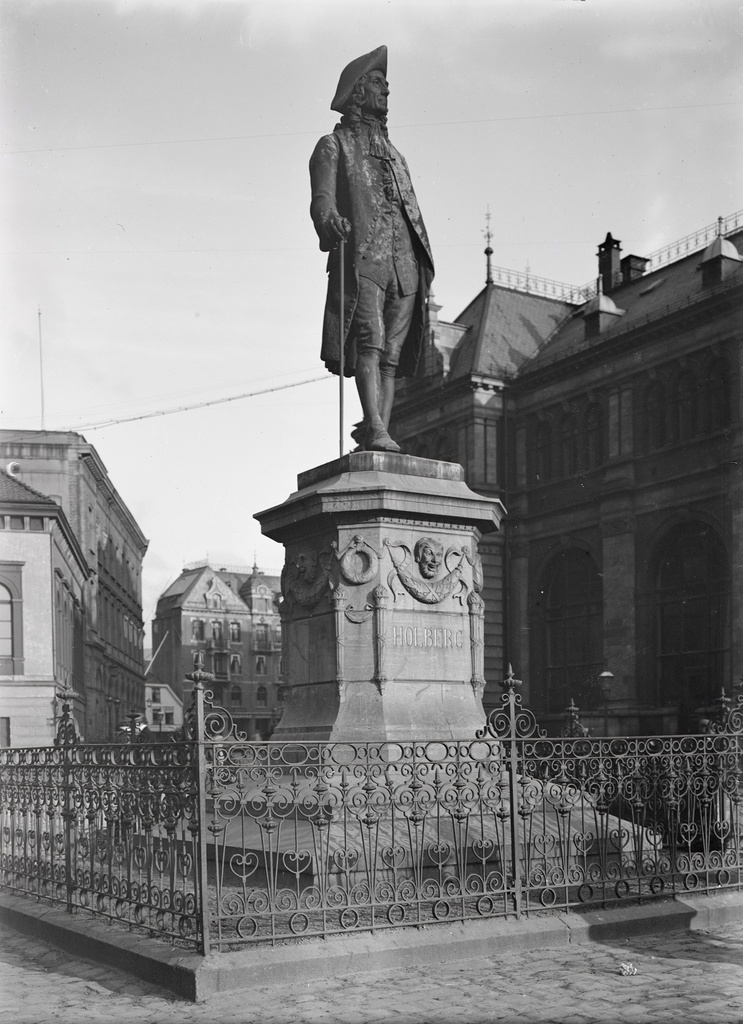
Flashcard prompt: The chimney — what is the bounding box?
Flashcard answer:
[583,277,625,340]
[620,254,649,285]
[597,233,622,293]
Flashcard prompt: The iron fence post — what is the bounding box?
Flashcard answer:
[187,672,212,954]
[54,687,78,915]
[502,667,523,920]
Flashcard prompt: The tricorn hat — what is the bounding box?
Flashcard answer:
[331,45,387,113]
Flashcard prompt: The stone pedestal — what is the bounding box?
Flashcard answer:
[255,452,505,741]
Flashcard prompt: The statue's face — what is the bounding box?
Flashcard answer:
[417,543,441,580]
[361,69,389,117]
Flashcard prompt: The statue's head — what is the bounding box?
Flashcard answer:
[414,537,443,580]
[331,45,387,116]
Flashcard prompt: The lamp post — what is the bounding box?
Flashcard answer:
[106,697,120,741]
[126,708,141,744]
[598,670,614,736]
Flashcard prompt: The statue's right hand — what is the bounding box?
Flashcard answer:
[323,211,351,247]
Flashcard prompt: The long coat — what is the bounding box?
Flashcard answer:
[309,122,434,378]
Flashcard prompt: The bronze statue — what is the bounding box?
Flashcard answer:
[310,45,434,453]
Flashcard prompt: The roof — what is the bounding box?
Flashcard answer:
[157,568,204,607]
[155,564,281,614]
[447,283,575,380]
[0,469,60,507]
[0,470,90,576]
[521,227,743,375]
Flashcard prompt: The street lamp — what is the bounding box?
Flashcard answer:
[598,670,614,736]
[106,697,121,741]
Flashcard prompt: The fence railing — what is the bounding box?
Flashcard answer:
[1,672,741,953]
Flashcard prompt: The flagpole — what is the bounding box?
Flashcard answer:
[38,306,46,430]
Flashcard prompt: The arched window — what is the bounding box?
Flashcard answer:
[655,522,729,715]
[542,550,603,713]
[706,359,730,433]
[535,421,552,483]
[585,404,603,470]
[0,584,13,664]
[644,381,666,450]
[675,372,699,442]
[256,685,268,707]
[559,414,578,477]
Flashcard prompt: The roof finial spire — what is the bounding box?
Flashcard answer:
[717,215,724,238]
[483,206,493,285]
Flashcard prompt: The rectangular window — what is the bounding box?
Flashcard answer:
[229,621,241,642]
[28,517,45,531]
[164,711,174,726]
[0,602,12,658]
[9,517,24,531]
[0,717,9,747]
[150,687,161,704]
[192,619,204,641]
[255,655,266,676]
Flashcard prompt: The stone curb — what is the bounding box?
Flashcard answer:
[2,889,743,1003]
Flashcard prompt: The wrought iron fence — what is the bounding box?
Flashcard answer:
[0,689,203,947]
[1,673,741,953]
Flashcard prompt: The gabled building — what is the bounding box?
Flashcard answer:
[391,212,742,734]
[0,469,89,745]
[150,562,283,739]
[141,679,183,739]
[0,431,148,741]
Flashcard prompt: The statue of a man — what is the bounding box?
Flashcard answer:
[310,45,434,453]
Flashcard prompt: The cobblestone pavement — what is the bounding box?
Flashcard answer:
[1,920,742,1024]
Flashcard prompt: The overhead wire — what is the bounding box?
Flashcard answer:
[58,374,330,432]
[2,101,740,156]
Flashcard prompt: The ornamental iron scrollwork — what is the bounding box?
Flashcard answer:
[54,686,81,748]
[4,674,743,953]
[477,666,546,741]
[185,671,248,743]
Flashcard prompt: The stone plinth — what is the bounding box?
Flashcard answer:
[255,452,505,741]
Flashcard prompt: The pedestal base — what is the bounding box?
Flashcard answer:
[255,452,505,741]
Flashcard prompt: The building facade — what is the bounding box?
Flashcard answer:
[150,563,283,739]
[141,679,183,739]
[0,431,148,741]
[391,212,742,734]
[0,469,89,746]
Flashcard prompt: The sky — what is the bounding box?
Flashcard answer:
[1,0,741,634]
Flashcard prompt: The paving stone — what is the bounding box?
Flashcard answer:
[2,919,743,1023]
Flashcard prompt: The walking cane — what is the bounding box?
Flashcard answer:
[338,237,345,459]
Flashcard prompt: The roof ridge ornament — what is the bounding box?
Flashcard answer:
[483,206,493,285]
